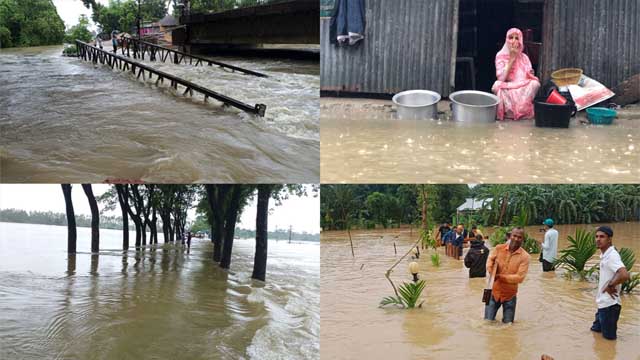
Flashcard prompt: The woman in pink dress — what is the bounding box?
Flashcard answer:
[492,28,540,120]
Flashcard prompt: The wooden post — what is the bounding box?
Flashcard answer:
[348,227,354,257]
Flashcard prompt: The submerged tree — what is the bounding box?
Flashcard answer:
[115,184,130,250]
[82,184,100,253]
[61,184,76,254]
[252,184,272,281]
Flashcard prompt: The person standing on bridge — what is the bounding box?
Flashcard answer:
[95,34,103,49]
[111,30,119,53]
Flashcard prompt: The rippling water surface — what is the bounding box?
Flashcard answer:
[321,225,640,360]
[0,222,319,359]
[0,46,319,183]
[321,109,640,183]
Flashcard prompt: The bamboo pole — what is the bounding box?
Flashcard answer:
[385,236,422,297]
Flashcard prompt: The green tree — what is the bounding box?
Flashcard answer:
[0,0,65,48]
[64,15,93,43]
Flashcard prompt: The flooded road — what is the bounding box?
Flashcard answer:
[0,222,319,359]
[321,225,640,360]
[321,109,640,183]
[0,46,319,183]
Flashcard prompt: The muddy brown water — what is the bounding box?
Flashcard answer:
[0,46,319,183]
[0,222,319,359]
[320,110,640,183]
[321,224,640,360]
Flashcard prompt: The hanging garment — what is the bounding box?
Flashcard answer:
[492,28,540,120]
[329,0,365,46]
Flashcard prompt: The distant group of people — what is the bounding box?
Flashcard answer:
[437,222,484,261]
[433,220,629,340]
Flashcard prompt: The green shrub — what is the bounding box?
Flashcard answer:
[619,247,639,293]
[523,235,540,254]
[431,253,440,267]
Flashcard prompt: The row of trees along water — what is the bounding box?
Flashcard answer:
[0,0,282,48]
[321,184,640,231]
[59,184,317,281]
[0,208,320,241]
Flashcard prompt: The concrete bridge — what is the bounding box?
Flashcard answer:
[176,0,319,50]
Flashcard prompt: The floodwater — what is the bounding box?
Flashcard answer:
[0,222,319,359]
[0,46,319,183]
[321,224,640,360]
[320,109,640,183]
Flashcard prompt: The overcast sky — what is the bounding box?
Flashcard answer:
[0,185,319,234]
[53,0,174,30]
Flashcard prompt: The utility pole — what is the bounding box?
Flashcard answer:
[137,0,142,40]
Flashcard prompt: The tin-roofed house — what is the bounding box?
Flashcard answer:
[321,0,640,99]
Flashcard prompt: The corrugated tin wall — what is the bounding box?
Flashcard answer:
[542,0,640,88]
[320,0,458,96]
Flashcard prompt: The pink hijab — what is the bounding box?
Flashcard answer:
[493,28,539,90]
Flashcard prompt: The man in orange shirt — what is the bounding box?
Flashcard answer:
[484,227,530,323]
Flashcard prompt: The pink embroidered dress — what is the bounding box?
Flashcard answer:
[492,28,541,120]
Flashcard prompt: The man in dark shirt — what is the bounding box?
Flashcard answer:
[464,235,490,277]
[437,222,451,246]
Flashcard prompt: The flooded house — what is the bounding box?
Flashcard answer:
[321,0,640,98]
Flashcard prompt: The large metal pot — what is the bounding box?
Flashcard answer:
[449,90,499,123]
[392,90,441,120]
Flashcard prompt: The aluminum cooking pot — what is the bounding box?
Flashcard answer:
[449,90,499,123]
[392,90,441,120]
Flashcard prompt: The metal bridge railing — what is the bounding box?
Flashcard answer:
[76,40,267,117]
[121,37,268,78]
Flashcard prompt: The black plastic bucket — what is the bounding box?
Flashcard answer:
[534,87,577,128]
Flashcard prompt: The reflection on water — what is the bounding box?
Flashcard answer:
[0,46,319,183]
[321,225,640,360]
[320,112,640,183]
[0,222,319,359]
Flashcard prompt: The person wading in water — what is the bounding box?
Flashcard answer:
[590,226,630,340]
[484,227,530,323]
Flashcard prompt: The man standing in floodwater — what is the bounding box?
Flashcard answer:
[453,225,466,259]
[484,227,530,323]
[591,226,630,340]
[540,218,558,272]
[464,234,490,278]
[437,222,451,246]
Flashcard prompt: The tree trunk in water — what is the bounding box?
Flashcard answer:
[161,213,170,243]
[151,208,158,244]
[61,184,76,254]
[206,184,229,263]
[169,219,175,242]
[252,185,272,281]
[220,186,242,269]
[82,184,100,253]
[116,185,129,251]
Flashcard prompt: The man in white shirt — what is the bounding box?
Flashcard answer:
[590,226,630,340]
[540,218,558,272]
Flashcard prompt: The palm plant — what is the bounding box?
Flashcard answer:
[619,248,640,293]
[554,228,598,280]
[380,280,426,308]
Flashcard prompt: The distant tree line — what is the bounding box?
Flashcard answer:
[0,208,131,230]
[0,0,65,48]
[60,184,317,282]
[321,184,640,231]
[321,184,470,231]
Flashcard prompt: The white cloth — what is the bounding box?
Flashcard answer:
[542,228,558,263]
[596,246,625,309]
